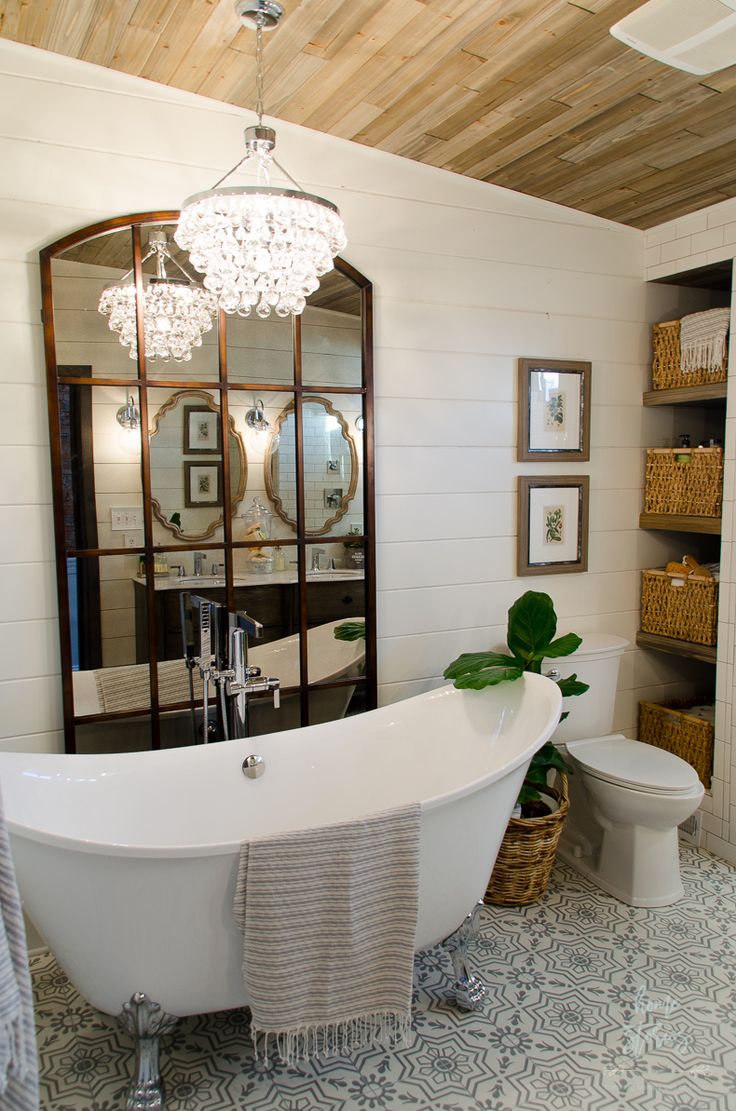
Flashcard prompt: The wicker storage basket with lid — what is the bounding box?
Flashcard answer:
[652,319,727,390]
[484,773,569,906]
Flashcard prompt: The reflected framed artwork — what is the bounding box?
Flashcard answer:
[518,475,589,575]
[183,406,221,454]
[184,462,221,508]
[518,357,591,461]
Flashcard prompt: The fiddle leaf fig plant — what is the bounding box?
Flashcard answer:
[443,590,590,815]
[443,590,589,697]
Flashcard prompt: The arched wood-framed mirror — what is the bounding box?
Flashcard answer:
[40,212,375,754]
[265,396,359,535]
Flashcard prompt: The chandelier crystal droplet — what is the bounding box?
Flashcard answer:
[174,2,346,319]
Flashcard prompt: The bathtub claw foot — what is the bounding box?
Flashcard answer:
[119,992,179,1111]
[441,901,487,1012]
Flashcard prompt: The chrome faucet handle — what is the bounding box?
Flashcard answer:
[234,611,264,639]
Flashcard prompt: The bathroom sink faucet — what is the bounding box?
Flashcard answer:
[193,552,206,576]
[311,548,325,571]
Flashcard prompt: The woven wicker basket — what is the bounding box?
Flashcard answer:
[652,319,727,390]
[484,774,569,907]
[644,447,723,517]
[639,700,713,789]
[640,569,718,646]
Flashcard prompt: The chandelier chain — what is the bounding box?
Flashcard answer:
[256,18,264,125]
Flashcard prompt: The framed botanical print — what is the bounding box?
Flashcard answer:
[184,462,222,508]
[518,357,591,462]
[183,406,221,454]
[518,475,589,575]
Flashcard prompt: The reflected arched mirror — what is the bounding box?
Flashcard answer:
[149,390,246,540]
[265,397,358,534]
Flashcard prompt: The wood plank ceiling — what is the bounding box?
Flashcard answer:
[4,0,736,229]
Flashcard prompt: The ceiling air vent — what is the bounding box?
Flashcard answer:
[610,0,736,74]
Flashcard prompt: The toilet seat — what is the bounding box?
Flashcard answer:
[567,734,701,795]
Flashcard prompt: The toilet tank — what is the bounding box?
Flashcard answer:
[543,633,629,744]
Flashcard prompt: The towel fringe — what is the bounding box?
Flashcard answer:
[681,334,728,374]
[251,1009,413,1067]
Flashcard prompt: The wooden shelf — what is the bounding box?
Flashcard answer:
[639,512,721,535]
[636,630,717,665]
[643,382,727,407]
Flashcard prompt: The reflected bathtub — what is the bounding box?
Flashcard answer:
[72,618,365,750]
[0,673,560,1019]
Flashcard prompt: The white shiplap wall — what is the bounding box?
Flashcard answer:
[646,201,736,866]
[0,39,706,754]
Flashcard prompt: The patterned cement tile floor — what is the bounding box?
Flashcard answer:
[31,846,736,1111]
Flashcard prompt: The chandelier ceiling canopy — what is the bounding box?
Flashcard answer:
[174,1,347,320]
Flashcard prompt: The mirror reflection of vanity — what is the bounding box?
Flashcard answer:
[40,214,375,753]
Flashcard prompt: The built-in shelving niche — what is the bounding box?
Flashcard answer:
[637,262,731,702]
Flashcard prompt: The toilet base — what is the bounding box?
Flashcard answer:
[557,825,685,907]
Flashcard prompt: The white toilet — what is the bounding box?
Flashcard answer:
[549,633,704,907]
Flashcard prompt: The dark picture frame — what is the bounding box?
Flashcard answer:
[518,357,591,462]
[184,462,222,508]
[518,475,589,575]
[183,406,221,454]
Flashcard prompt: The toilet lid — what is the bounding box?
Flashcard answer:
[567,734,701,793]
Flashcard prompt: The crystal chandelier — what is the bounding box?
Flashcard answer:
[98,230,218,362]
[174,0,347,319]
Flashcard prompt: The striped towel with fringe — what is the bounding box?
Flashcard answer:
[0,786,39,1110]
[233,803,421,1066]
[680,306,730,373]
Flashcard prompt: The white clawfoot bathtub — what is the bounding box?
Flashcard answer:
[0,674,560,1020]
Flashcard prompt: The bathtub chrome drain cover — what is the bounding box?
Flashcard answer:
[242,754,265,779]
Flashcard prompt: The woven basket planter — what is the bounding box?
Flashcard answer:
[639,700,713,789]
[640,569,718,646]
[484,773,569,907]
[652,319,727,390]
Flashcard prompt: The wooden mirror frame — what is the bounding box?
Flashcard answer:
[149,389,247,541]
[40,211,376,753]
[265,396,359,535]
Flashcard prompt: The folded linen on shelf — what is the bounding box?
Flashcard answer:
[680,307,730,373]
[233,803,421,1065]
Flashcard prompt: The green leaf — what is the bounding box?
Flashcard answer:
[333,621,366,642]
[558,673,590,698]
[543,632,583,659]
[517,784,543,805]
[506,591,557,666]
[443,651,517,680]
[450,666,524,690]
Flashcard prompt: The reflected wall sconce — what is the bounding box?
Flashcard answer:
[116,395,140,431]
[245,398,270,435]
[174,0,346,320]
[245,398,280,448]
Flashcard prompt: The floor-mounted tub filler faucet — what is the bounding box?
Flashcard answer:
[179,594,280,744]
